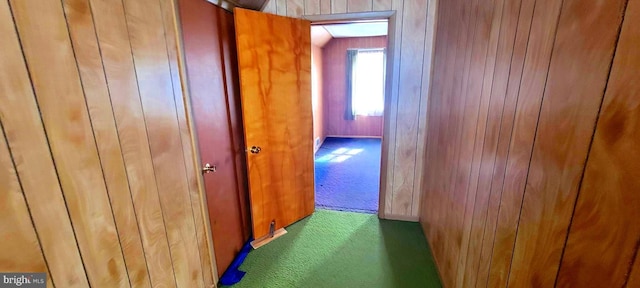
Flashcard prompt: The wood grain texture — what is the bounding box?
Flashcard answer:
[61,0,151,286]
[0,124,52,286]
[123,0,204,286]
[373,0,391,11]
[90,0,177,285]
[2,0,212,286]
[218,7,253,243]
[320,0,331,14]
[390,0,428,216]
[312,44,326,151]
[630,257,640,288]
[305,0,321,15]
[179,0,249,275]
[555,0,639,286]
[234,8,314,238]
[347,0,372,12]
[507,0,625,285]
[474,0,523,286]
[0,2,88,286]
[485,0,536,286]
[287,0,304,17]
[488,0,562,286]
[11,0,130,286]
[459,0,504,286]
[420,0,634,286]
[322,36,387,138]
[160,0,216,285]
[381,0,403,218]
[331,0,347,13]
[282,0,436,221]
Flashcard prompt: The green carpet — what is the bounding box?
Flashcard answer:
[224,209,442,288]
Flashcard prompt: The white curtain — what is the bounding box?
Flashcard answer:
[351,49,385,117]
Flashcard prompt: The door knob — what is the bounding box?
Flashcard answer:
[249,146,262,154]
[202,163,216,174]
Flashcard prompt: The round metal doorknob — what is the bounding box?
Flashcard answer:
[250,146,262,154]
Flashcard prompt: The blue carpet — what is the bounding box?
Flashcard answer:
[315,137,381,213]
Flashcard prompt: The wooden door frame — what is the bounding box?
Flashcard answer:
[304,11,398,220]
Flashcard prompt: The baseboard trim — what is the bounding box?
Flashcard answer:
[325,135,383,139]
[382,213,419,222]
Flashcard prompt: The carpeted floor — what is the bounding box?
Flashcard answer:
[314,137,381,213]
[225,209,442,288]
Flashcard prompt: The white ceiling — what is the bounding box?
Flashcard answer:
[321,21,388,38]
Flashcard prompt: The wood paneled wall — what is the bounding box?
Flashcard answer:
[263,0,437,221]
[312,44,326,151]
[0,0,214,287]
[420,0,636,286]
[322,36,387,138]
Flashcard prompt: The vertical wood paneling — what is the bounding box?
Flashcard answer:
[61,0,151,286]
[1,0,212,286]
[390,0,428,216]
[123,0,204,286]
[474,0,524,286]
[484,0,535,286]
[488,0,563,286]
[305,0,321,14]
[411,0,436,219]
[453,0,497,284]
[11,0,129,286]
[421,0,635,286]
[423,0,463,283]
[460,0,504,286]
[331,0,347,13]
[159,0,215,285]
[294,0,433,222]
[373,0,391,11]
[287,0,304,17]
[507,0,625,285]
[555,0,639,286]
[89,0,176,285]
[0,2,88,286]
[263,0,276,13]
[0,127,51,286]
[277,0,288,15]
[322,37,387,138]
[381,0,403,217]
[312,45,325,148]
[347,0,372,12]
[320,0,331,14]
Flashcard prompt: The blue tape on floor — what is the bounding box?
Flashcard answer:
[219,240,252,286]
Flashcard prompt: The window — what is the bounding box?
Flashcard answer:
[346,49,386,119]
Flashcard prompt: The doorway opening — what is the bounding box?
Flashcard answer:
[310,20,389,214]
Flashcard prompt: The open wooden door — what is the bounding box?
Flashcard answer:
[234,8,314,239]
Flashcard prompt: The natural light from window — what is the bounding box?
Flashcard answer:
[351,49,385,117]
[315,147,363,163]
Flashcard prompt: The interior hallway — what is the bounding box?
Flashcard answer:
[224,210,442,287]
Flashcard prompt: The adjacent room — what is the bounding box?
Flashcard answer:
[311,21,388,214]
